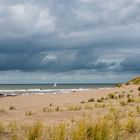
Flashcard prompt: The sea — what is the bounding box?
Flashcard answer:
[0,83,116,96]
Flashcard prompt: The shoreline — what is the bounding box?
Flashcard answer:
[0,87,113,97]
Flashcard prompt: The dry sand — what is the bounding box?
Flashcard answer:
[0,85,139,125]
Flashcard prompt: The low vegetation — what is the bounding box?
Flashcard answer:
[136,106,140,114]
[84,103,94,110]
[127,94,130,98]
[115,83,122,87]
[120,101,127,106]
[1,76,140,139]
[25,111,34,116]
[97,99,103,102]
[0,109,140,140]
[101,97,104,100]
[67,105,82,111]
[127,98,135,103]
[108,93,115,99]
[9,106,16,110]
[80,101,86,104]
[95,103,106,108]
[88,98,94,102]
[129,76,140,85]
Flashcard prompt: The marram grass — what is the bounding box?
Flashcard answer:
[0,109,140,140]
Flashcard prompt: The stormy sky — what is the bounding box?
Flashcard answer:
[0,0,140,83]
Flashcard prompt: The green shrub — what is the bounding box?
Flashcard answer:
[108,93,115,99]
[9,106,16,110]
[101,97,104,100]
[126,82,130,85]
[80,101,86,104]
[88,98,94,102]
[43,107,53,113]
[127,94,130,98]
[118,94,121,99]
[55,106,61,112]
[115,83,122,88]
[97,99,103,102]
[127,98,135,103]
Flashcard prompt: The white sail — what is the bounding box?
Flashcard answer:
[54,83,57,87]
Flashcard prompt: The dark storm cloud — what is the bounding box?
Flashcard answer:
[120,54,140,73]
[0,0,140,74]
[0,50,114,72]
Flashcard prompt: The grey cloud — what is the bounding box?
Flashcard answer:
[0,0,140,78]
[0,50,115,72]
[120,54,140,73]
[0,52,44,71]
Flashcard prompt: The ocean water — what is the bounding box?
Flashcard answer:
[0,83,116,95]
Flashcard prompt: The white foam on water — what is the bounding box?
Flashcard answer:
[0,88,90,96]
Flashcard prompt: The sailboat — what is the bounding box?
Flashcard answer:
[53,83,57,87]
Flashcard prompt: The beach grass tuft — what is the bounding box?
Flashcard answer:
[43,107,53,113]
[46,123,66,140]
[97,99,103,102]
[125,117,136,133]
[84,103,94,110]
[25,111,34,116]
[108,93,115,99]
[26,122,43,140]
[9,106,16,110]
[0,110,140,139]
[88,98,95,102]
[127,98,135,103]
[80,101,86,104]
[136,106,140,114]
[120,101,127,106]
[95,103,106,108]
[68,105,82,111]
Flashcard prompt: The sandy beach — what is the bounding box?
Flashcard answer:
[0,83,140,139]
[0,85,139,125]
